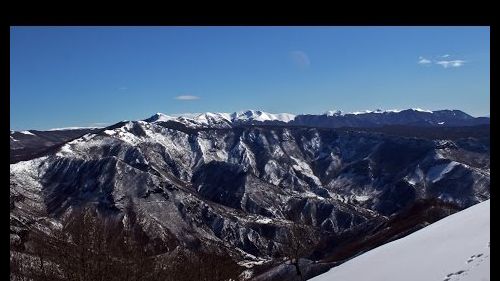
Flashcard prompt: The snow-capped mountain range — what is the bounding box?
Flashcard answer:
[325,108,431,116]
[141,108,488,129]
[144,110,297,129]
[10,108,489,134]
[10,108,490,280]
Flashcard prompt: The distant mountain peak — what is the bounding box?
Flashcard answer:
[324,110,343,116]
[410,108,432,112]
[350,109,404,115]
[138,108,487,130]
[321,109,410,116]
[231,110,296,122]
[144,113,176,123]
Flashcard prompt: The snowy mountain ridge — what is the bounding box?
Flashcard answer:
[143,108,488,130]
[145,110,297,128]
[10,108,490,280]
[324,108,431,116]
[10,108,487,133]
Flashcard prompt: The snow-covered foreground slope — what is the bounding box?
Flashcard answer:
[311,200,490,281]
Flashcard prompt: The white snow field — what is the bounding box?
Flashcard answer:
[311,200,490,281]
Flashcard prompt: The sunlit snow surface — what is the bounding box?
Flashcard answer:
[19,130,35,135]
[47,126,104,131]
[311,200,490,281]
[151,110,296,128]
[426,161,460,183]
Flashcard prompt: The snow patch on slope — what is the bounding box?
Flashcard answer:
[426,161,460,183]
[10,157,50,213]
[310,200,490,281]
[349,109,403,115]
[47,126,103,131]
[406,165,425,185]
[149,113,177,122]
[231,110,295,122]
[290,156,322,186]
[412,107,433,113]
[10,157,48,176]
[324,110,343,116]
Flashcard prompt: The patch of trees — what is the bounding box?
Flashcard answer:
[10,207,243,281]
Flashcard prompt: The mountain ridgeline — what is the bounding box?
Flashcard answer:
[290,109,489,128]
[10,109,490,280]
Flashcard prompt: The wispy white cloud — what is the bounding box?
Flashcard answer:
[174,95,200,100]
[418,56,432,65]
[418,54,466,69]
[290,51,310,68]
[118,86,128,90]
[435,60,466,68]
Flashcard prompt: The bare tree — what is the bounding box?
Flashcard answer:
[280,223,316,280]
[13,205,244,281]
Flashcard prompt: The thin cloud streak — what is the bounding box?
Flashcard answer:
[418,56,432,64]
[435,60,466,68]
[418,54,466,68]
[174,95,200,100]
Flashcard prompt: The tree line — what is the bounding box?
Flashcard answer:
[10,207,243,281]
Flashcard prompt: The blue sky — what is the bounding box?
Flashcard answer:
[11,26,490,130]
